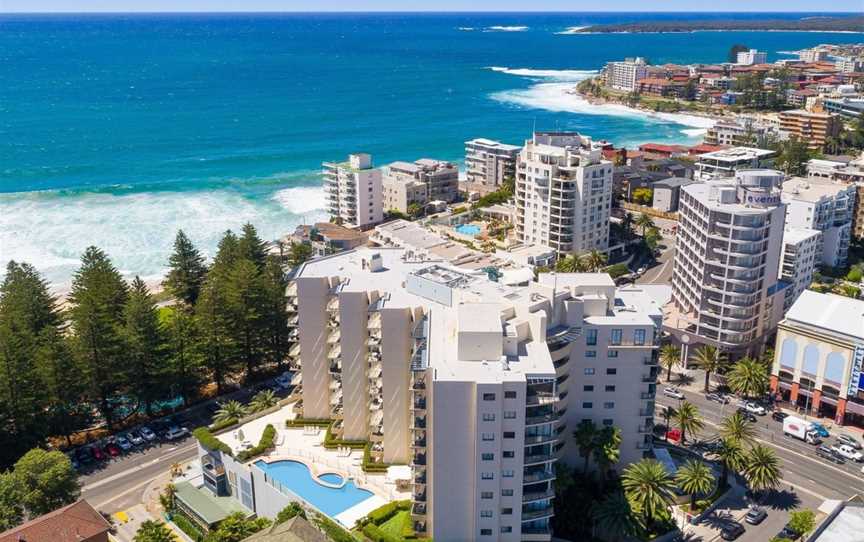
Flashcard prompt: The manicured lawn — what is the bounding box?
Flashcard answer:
[379,510,411,538]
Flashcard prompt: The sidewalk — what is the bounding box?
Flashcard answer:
[682,481,750,542]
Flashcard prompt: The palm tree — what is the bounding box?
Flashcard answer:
[727,356,769,399]
[573,419,598,474]
[720,411,756,445]
[593,426,622,485]
[584,250,608,272]
[659,344,681,382]
[675,460,715,509]
[556,255,582,273]
[675,401,704,445]
[134,521,176,542]
[692,345,725,392]
[621,459,675,528]
[635,213,656,236]
[214,400,247,424]
[249,389,277,412]
[591,491,640,541]
[621,213,635,243]
[716,437,746,487]
[743,444,782,498]
[660,405,677,441]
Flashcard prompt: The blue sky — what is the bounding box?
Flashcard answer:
[2,1,862,12]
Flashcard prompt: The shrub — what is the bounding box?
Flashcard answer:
[286,418,331,428]
[363,523,401,542]
[192,427,232,456]
[311,513,354,542]
[171,513,204,542]
[236,424,277,462]
[322,423,367,450]
[209,417,239,432]
[366,501,410,525]
[362,442,390,473]
[846,267,863,283]
[604,263,630,279]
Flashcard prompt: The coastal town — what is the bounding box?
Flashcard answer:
[6,15,864,542]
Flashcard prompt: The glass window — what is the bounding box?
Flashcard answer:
[586,329,598,346]
[501,489,514,496]
[603,419,614,426]
[481,510,493,518]
[481,491,493,499]
[483,393,496,401]
[583,385,594,392]
[501,526,513,533]
[605,385,616,392]
[584,368,595,375]
[481,433,495,441]
[483,413,496,422]
[582,402,593,408]
[503,411,517,419]
[504,391,517,399]
[610,329,622,345]
[586,350,597,358]
[634,329,646,345]
[503,431,515,439]
[481,472,494,480]
[482,453,494,461]
[481,529,492,536]
[608,350,619,358]
[502,470,515,478]
[606,368,617,375]
[501,508,513,516]
[604,402,615,409]
[503,451,515,458]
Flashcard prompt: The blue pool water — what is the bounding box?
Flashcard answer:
[254,460,373,517]
[455,224,482,237]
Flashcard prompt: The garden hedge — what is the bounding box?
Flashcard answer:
[192,427,233,456]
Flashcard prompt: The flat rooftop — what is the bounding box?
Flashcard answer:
[811,499,864,542]
[682,180,780,214]
[781,176,853,202]
[466,138,522,151]
[697,147,775,162]
[783,226,821,245]
[784,290,864,342]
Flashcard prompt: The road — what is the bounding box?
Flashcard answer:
[657,379,864,540]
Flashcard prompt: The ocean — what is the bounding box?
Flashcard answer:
[0,12,859,287]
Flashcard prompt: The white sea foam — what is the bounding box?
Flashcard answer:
[485,26,529,32]
[457,27,475,31]
[487,66,598,81]
[0,185,328,290]
[681,128,709,137]
[555,26,590,35]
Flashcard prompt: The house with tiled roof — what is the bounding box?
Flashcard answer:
[0,500,111,542]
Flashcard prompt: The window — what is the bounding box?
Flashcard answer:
[586,329,598,346]
[481,491,494,499]
[586,350,597,358]
[482,433,495,441]
[605,385,616,392]
[584,368,595,375]
[583,385,594,392]
[610,329,622,345]
[583,402,593,409]
[481,529,492,536]
[483,413,496,422]
[482,453,494,461]
[481,472,494,480]
[501,526,513,533]
[606,368,617,375]
[504,391,517,399]
[603,419,614,426]
[503,431,515,439]
[504,411,517,419]
[608,350,619,358]
[483,393,496,401]
[481,510,493,518]
[503,451,515,458]
[501,508,513,516]
[502,469,515,478]
[501,488,514,496]
[634,329,646,345]
[604,402,615,409]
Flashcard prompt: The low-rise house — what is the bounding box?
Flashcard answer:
[0,500,111,542]
[242,516,332,542]
[287,223,368,257]
[652,178,695,212]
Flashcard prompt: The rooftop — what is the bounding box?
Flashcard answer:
[697,146,776,162]
[783,227,822,245]
[809,496,864,542]
[781,176,854,202]
[242,516,331,542]
[0,500,111,542]
[466,138,522,151]
[784,290,864,342]
[174,481,251,525]
[654,177,696,189]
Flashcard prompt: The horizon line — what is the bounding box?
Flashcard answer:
[1,9,862,14]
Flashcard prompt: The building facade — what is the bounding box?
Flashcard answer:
[465,138,522,193]
[736,49,767,65]
[322,153,384,229]
[779,227,822,310]
[778,110,842,151]
[693,147,777,181]
[382,161,430,214]
[605,57,649,92]
[515,132,613,254]
[666,170,788,355]
[771,290,864,428]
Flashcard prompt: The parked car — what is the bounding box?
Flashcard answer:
[127,430,145,446]
[91,445,106,461]
[103,442,121,457]
[837,434,862,450]
[115,434,133,451]
[139,426,157,442]
[810,422,830,438]
[772,411,789,422]
[75,446,93,465]
[663,387,685,400]
[164,426,189,441]
[831,444,863,462]
[744,507,767,525]
[736,408,757,422]
[742,402,766,415]
[706,392,731,404]
[720,521,745,540]
[66,451,80,470]
[816,445,846,464]
[777,524,800,540]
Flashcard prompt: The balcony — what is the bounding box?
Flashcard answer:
[522,488,556,503]
[525,412,557,426]
[412,417,427,429]
[413,454,427,466]
[521,505,555,521]
[523,452,554,465]
[526,393,557,407]
[412,503,427,517]
[522,470,555,484]
[413,398,427,411]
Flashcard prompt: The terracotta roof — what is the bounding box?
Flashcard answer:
[0,500,111,542]
[688,144,726,155]
[639,143,687,154]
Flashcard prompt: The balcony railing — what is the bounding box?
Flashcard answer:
[522,470,555,484]
[524,434,557,446]
[522,488,556,502]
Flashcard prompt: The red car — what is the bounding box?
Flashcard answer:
[103,442,121,457]
[90,445,106,461]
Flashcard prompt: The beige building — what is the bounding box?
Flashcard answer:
[779,110,842,151]
[322,153,383,229]
[465,138,522,193]
[382,161,431,214]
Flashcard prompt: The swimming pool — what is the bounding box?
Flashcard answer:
[455,223,481,237]
[254,460,374,517]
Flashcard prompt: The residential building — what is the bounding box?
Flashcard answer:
[605,57,649,92]
[778,110,842,151]
[666,170,788,355]
[635,78,689,98]
[771,290,864,428]
[736,49,768,66]
[515,131,613,254]
[806,157,864,241]
[652,178,695,213]
[807,495,864,542]
[241,516,331,542]
[286,222,368,258]
[382,161,430,214]
[779,227,822,309]
[465,138,522,193]
[322,153,383,229]
[799,49,829,63]
[781,176,856,268]
[836,56,864,73]
[823,97,864,121]
[0,500,111,542]
[693,147,777,181]
[704,118,780,147]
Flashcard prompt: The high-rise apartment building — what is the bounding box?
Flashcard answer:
[781,177,856,268]
[515,132,613,254]
[465,138,522,193]
[799,48,829,62]
[778,110,842,151]
[667,170,788,355]
[736,49,767,65]
[380,159,459,213]
[779,227,822,310]
[287,246,664,541]
[604,57,649,92]
[836,56,864,73]
[322,153,383,229]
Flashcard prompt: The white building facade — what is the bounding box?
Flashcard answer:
[781,177,856,268]
[736,49,767,65]
[322,153,384,229]
[780,227,822,310]
[465,138,522,192]
[605,57,648,92]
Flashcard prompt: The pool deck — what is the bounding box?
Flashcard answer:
[335,495,388,527]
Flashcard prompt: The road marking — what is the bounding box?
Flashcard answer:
[92,475,158,509]
[645,254,674,284]
[782,478,828,500]
[82,442,196,492]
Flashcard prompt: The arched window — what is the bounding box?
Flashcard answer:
[802,344,820,376]
[824,352,847,385]
[779,337,798,369]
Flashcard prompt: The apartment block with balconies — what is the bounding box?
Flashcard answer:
[515,132,613,255]
[322,153,383,229]
[465,138,522,194]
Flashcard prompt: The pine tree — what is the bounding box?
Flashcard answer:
[69,247,129,429]
[262,258,290,371]
[163,230,207,306]
[123,277,168,416]
[196,273,237,394]
[225,259,266,379]
[164,307,204,406]
[238,223,269,270]
[213,230,241,271]
[36,327,91,447]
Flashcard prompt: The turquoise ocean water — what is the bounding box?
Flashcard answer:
[0,12,859,285]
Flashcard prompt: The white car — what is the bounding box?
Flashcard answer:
[139,426,157,442]
[663,387,685,400]
[127,431,145,446]
[831,444,863,462]
[115,434,133,451]
[837,434,862,450]
[742,402,766,415]
[164,426,189,441]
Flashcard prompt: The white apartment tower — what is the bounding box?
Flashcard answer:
[604,57,648,92]
[781,176,856,268]
[288,247,664,541]
[322,153,383,229]
[668,170,787,354]
[736,49,767,66]
[515,132,613,255]
[780,227,822,310]
[465,138,522,192]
